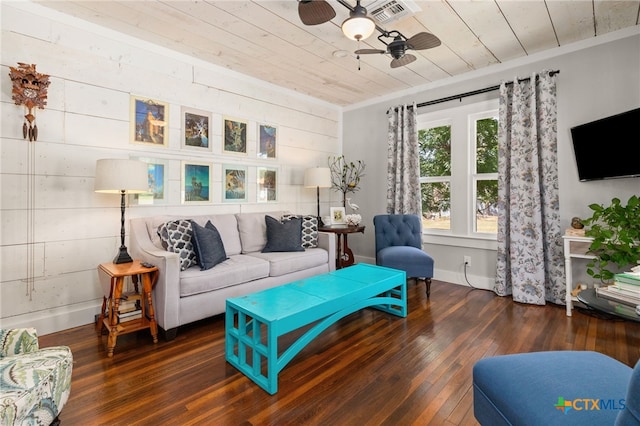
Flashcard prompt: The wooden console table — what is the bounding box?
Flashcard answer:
[97,260,159,357]
[319,224,365,269]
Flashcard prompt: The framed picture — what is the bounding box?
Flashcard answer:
[223,117,247,155]
[131,158,168,205]
[223,165,247,202]
[181,161,212,204]
[130,95,169,146]
[330,207,346,225]
[182,107,211,151]
[257,124,277,159]
[257,167,277,202]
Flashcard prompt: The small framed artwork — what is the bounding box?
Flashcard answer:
[257,167,277,202]
[257,124,277,159]
[223,117,248,155]
[182,107,211,151]
[223,165,247,202]
[130,95,169,147]
[181,161,212,204]
[330,207,346,225]
[131,158,168,205]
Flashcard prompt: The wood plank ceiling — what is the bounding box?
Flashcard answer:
[36,0,640,107]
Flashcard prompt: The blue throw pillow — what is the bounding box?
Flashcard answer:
[262,215,305,253]
[190,220,228,270]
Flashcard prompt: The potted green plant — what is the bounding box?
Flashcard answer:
[328,155,365,208]
[582,195,640,282]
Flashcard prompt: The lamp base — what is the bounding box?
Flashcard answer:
[113,246,134,264]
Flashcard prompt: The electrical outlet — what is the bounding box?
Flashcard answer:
[464,256,471,267]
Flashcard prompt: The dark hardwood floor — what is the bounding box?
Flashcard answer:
[40,279,640,425]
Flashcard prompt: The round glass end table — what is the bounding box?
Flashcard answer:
[577,288,640,322]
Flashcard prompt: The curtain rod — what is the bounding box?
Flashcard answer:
[388,70,560,112]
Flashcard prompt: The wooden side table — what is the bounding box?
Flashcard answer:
[318,225,365,269]
[96,260,159,357]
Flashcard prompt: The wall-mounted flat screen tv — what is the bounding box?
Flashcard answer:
[571,107,640,181]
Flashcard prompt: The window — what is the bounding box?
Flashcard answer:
[418,99,499,237]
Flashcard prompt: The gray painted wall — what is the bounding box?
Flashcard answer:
[343,28,640,290]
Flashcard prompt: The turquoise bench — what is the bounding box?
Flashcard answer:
[225,264,407,394]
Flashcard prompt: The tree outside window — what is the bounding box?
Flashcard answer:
[418,101,499,235]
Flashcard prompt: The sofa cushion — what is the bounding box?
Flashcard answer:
[247,248,328,277]
[262,215,304,253]
[282,214,318,248]
[189,214,242,256]
[179,254,269,296]
[146,214,242,256]
[190,220,228,270]
[146,215,174,250]
[158,220,197,271]
[236,211,285,253]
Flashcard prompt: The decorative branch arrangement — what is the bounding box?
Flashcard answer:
[328,155,366,208]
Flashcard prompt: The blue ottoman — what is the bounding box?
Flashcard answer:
[473,351,640,425]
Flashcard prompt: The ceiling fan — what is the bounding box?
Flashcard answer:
[355,30,441,68]
[297,0,441,68]
[297,0,336,26]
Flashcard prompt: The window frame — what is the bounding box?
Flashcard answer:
[417,98,499,240]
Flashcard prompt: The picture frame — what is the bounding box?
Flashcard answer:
[130,95,169,147]
[130,157,168,205]
[181,107,212,151]
[257,124,277,159]
[181,161,212,204]
[223,117,248,155]
[223,165,247,202]
[257,167,277,202]
[330,207,346,225]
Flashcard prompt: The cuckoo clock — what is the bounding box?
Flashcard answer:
[8,63,50,141]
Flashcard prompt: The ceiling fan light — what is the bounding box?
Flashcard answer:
[341,5,375,41]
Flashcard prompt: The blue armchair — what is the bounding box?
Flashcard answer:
[373,214,435,297]
[473,351,640,425]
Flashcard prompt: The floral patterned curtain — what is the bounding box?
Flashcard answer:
[494,71,565,305]
[386,103,421,214]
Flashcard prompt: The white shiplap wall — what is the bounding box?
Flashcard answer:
[0,2,341,335]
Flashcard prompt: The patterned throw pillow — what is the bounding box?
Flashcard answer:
[282,214,318,248]
[157,219,197,271]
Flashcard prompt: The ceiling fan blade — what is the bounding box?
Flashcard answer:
[390,54,416,68]
[406,32,441,50]
[355,49,386,55]
[298,0,336,25]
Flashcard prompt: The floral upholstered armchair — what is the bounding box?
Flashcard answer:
[0,328,73,425]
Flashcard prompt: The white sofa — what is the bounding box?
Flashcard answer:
[129,211,336,340]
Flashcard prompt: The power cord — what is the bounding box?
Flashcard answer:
[464,261,479,290]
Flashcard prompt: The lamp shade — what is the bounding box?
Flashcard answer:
[342,17,375,41]
[304,167,332,188]
[94,159,149,194]
[341,1,375,41]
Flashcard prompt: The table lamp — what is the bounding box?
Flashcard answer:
[95,159,149,264]
[304,167,331,227]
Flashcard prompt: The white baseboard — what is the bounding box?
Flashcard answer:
[0,300,102,336]
[355,255,494,291]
